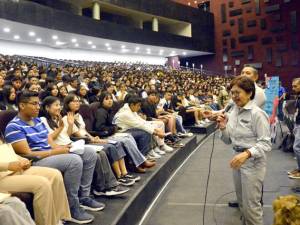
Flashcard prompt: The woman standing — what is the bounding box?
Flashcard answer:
[217,76,271,225]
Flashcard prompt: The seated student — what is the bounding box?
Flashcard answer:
[61,94,137,186]
[40,83,59,100]
[0,197,35,225]
[0,140,70,225]
[94,92,156,173]
[157,91,192,137]
[5,91,102,224]
[76,85,89,105]
[0,85,18,111]
[114,95,169,155]
[40,96,131,194]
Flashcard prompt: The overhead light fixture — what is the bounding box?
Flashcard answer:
[13,35,20,40]
[188,2,191,6]
[147,48,151,51]
[159,52,163,55]
[55,41,65,46]
[107,47,112,50]
[36,38,42,42]
[52,35,58,40]
[74,43,79,47]
[88,41,93,45]
[135,46,140,50]
[121,49,129,53]
[3,27,10,33]
[28,31,35,37]
[182,52,187,55]
[71,38,77,43]
[105,43,110,47]
[91,45,96,49]
[121,45,126,49]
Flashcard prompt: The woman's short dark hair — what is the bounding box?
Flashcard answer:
[230,76,256,100]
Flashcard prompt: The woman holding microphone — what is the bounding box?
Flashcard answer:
[216,76,271,225]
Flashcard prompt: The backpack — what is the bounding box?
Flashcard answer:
[279,133,295,153]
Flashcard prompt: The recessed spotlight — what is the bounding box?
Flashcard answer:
[52,35,58,40]
[91,45,96,49]
[121,45,126,49]
[71,38,77,43]
[75,43,79,47]
[182,52,187,55]
[107,47,112,50]
[105,43,110,47]
[13,35,20,40]
[28,31,35,37]
[36,38,42,42]
[194,0,197,4]
[88,41,93,45]
[159,52,163,55]
[55,41,65,46]
[147,48,151,51]
[135,46,140,50]
[188,2,191,6]
[147,52,151,54]
[3,27,10,33]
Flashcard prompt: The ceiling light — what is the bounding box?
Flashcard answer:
[88,41,93,45]
[135,46,140,50]
[121,49,129,53]
[121,45,126,49]
[107,47,112,50]
[147,48,151,51]
[91,45,96,49]
[13,35,20,40]
[75,43,79,47]
[28,31,35,37]
[159,49,164,52]
[3,27,10,33]
[188,2,191,6]
[182,52,187,55]
[36,38,42,42]
[52,35,58,40]
[147,52,151,54]
[71,38,77,43]
[105,43,110,47]
[55,41,65,45]
[159,52,163,55]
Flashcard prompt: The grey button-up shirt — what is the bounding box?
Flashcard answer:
[220,100,272,159]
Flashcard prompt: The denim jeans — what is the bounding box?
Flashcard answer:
[110,134,146,167]
[293,125,300,169]
[176,115,186,133]
[126,128,151,155]
[34,148,97,210]
[93,151,119,191]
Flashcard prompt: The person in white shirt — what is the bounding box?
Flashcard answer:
[241,66,266,109]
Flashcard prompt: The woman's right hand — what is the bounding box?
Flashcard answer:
[8,161,23,172]
[216,114,228,130]
[67,112,75,125]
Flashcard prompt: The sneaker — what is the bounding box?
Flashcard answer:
[93,186,129,196]
[148,150,161,159]
[288,172,300,179]
[124,173,141,182]
[287,169,299,175]
[205,118,211,123]
[70,207,94,224]
[161,144,174,153]
[118,176,135,186]
[80,197,105,211]
[178,132,193,137]
[154,146,166,155]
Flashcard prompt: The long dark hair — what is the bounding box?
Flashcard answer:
[98,91,113,108]
[40,96,60,130]
[62,94,80,127]
[2,85,16,105]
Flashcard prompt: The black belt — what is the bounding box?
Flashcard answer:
[233,146,248,152]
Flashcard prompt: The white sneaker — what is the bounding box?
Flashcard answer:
[154,146,166,155]
[178,132,193,137]
[200,120,206,125]
[205,118,210,123]
[161,144,174,153]
[148,150,161,159]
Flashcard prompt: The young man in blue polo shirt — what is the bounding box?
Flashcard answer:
[5,91,103,224]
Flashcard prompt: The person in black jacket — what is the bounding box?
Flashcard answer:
[94,92,155,173]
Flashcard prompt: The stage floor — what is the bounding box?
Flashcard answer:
[140,130,298,225]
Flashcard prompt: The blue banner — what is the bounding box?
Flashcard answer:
[264,76,279,116]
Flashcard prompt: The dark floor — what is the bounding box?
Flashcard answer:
[141,129,300,225]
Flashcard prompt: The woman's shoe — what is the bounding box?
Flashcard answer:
[136,166,146,173]
[142,160,156,168]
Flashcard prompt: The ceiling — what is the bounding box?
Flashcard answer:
[0,18,212,58]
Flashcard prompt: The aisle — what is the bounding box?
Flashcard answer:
[141,132,298,225]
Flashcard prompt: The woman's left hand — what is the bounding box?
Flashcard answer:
[230,152,250,169]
